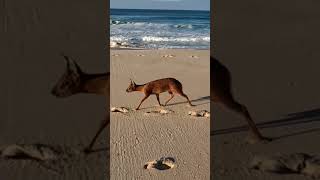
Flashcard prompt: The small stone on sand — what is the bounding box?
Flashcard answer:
[111,107,129,113]
[188,110,210,118]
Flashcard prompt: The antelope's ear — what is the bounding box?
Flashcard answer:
[61,54,72,71]
[130,79,136,85]
[71,59,83,75]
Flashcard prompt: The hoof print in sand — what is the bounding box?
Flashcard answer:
[188,110,210,118]
[111,107,129,113]
[250,153,320,178]
[144,157,175,170]
[144,109,174,115]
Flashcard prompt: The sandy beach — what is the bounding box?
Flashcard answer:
[0,53,108,179]
[3,1,108,179]
[212,0,320,179]
[110,49,210,179]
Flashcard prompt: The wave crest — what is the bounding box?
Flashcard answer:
[141,36,210,42]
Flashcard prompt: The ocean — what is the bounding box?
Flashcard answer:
[110,9,210,49]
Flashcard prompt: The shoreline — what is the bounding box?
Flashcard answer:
[110,47,210,51]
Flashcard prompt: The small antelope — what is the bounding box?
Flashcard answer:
[51,55,109,97]
[126,78,193,110]
[212,57,271,143]
[51,54,109,153]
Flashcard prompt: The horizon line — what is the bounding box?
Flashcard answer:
[110,7,210,11]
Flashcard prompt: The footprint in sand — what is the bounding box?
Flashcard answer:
[162,54,175,58]
[0,144,82,174]
[250,153,320,178]
[0,144,90,175]
[137,54,145,57]
[111,107,130,113]
[144,108,174,115]
[144,157,175,170]
[188,110,210,118]
[0,144,60,161]
[0,143,111,175]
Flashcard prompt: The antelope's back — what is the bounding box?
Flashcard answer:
[147,78,182,93]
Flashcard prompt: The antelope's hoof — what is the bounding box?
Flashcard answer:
[261,137,273,143]
[83,147,92,154]
[135,108,140,111]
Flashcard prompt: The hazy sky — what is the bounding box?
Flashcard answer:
[110,0,210,11]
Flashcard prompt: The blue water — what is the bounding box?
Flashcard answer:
[110,9,210,49]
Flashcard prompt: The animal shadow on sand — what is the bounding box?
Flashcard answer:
[211,108,320,140]
[163,96,210,107]
[85,146,109,155]
[137,96,210,110]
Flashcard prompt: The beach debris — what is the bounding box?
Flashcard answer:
[137,54,145,57]
[110,41,130,48]
[144,157,175,170]
[189,55,199,58]
[0,144,59,161]
[162,54,175,58]
[188,110,210,118]
[250,153,320,178]
[0,144,82,174]
[111,54,119,57]
[111,107,130,113]
[144,108,174,115]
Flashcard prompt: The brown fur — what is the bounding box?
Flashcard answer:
[212,57,271,143]
[126,78,193,110]
[51,54,109,153]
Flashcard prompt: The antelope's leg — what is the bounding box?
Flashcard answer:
[155,94,163,106]
[84,116,109,152]
[164,92,174,106]
[181,93,193,106]
[222,98,265,141]
[136,94,150,110]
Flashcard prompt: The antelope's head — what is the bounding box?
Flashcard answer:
[126,79,136,93]
[51,54,84,97]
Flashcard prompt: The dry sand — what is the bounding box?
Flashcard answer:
[212,1,320,179]
[110,49,210,179]
[2,0,108,179]
[0,54,108,179]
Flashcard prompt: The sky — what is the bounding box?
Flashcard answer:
[110,0,210,11]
